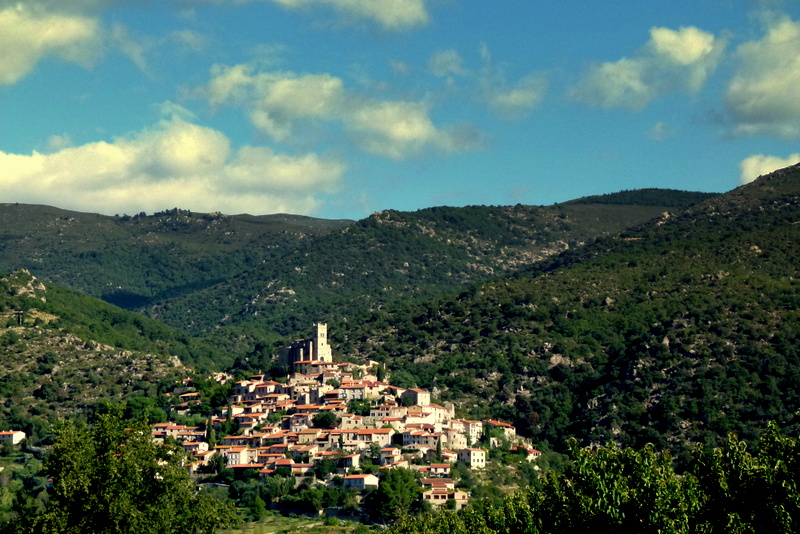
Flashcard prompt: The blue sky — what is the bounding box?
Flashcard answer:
[1,1,800,220]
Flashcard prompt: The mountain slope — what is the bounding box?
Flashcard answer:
[148,196,712,336]
[0,205,351,309]
[0,192,714,346]
[332,166,800,459]
[0,269,205,427]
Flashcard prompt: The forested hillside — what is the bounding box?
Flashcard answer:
[0,205,350,310]
[2,173,797,531]
[1,193,710,342]
[332,165,800,460]
[2,172,791,461]
[0,269,211,433]
[147,197,706,337]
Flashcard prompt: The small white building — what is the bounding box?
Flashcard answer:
[401,388,431,406]
[457,448,486,469]
[343,473,380,491]
[0,430,25,445]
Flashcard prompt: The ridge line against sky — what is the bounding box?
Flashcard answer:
[1,0,799,219]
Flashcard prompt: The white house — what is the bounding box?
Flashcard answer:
[343,473,380,491]
[457,448,486,469]
[0,430,25,445]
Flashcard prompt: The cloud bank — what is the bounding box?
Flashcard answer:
[727,17,800,138]
[203,63,479,159]
[570,26,724,110]
[243,0,429,30]
[0,4,100,85]
[739,153,800,184]
[0,115,345,215]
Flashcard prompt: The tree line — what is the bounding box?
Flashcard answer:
[390,422,800,533]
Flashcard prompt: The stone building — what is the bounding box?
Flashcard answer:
[279,323,333,370]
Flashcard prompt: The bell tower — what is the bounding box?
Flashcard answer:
[314,323,332,362]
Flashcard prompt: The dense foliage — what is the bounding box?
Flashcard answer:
[564,188,717,207]
[390,422,800,533]
[3,412,240,534]
[0,206,349,313]
[0,270,207,424]
[154,201,690,337]
[1,197,690,343]
[335,165,800,459]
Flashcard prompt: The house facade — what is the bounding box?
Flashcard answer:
[0,430,25,445]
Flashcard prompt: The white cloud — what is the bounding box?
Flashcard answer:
[46,134,74,152]
[248,72,346,141]
[726,17,800,138]
[0,3,203,84]
[0,116,345,216]
[0,4,101,85]
[648,26,717,68]
[108,23,153,74]
[201,64,478,159]
[171,29,208,53]
[265,0,428,30]
[206,63,255,107]
[571,26,724,110]
[571,59,650,110]
[346,101,466,159]
[478,43,547,119]
[484,73,548,119]
[157,101,197,121]
[649,121,676,141]
[739,153,800,184]
[429,49,466,77]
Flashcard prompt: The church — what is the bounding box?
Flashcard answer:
[279,323,334,373]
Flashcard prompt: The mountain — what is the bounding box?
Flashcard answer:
[142,193,715,337]
[0,205,351,310]
[0,193,713,343]
[0,188,727,442]
[0,269,205,431]
[331,166,800,460]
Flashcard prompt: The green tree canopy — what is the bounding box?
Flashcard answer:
[28,412,240,534]
[312,411,339,429]
[366,468,423,523]
[389,422,800,534]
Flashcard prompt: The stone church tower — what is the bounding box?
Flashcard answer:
[279,323,333,368]
[313,323,332,362]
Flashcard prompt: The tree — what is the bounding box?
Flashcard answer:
[388,426,800,534]
[29,412,240,534]
[376,363,386,383]
[205,418,217,449]
[530,439,697,533]
[313,412,339,429]
[251,495,268,521]
[690,422,800,533]
[348,399,372,416]
[365,468,423,523]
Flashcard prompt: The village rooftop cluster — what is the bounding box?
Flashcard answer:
[152,324,540,510]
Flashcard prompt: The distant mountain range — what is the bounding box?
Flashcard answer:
[5,171,799,458]
[0,190,714,339]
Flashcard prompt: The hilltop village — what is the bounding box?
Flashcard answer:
[152,324,539,511]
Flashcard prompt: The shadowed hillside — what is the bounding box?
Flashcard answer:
[331,165,800,460]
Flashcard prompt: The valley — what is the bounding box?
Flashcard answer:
[0,168,798,532]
